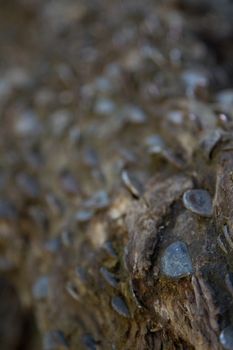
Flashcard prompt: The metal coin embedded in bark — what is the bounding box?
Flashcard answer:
[220,325,233,350]
[121,170,143,198]
[102,241,117,258]
[121,104,147,124]
[145,134,165,154]
[15,111,42,137]
[100,267,119,288]
[83,334,98,350]
[44,238,61,253]
[75,266,88,285]
[66,282,80,301]
[161,241,193,278]
[183,189,213,217]
[43,330,69,350]
[129,279,143,308]
[148,143,185,168]
[200,129,222,159]
[225,273,233,297]
[75,210,93,223]
[32,276,49,300]
[84,191,109,210]
[111,296,130,318]
[94,98,116,116]
[61,229,74,247]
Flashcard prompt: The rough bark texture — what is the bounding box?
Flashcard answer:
[0,0,233,349]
